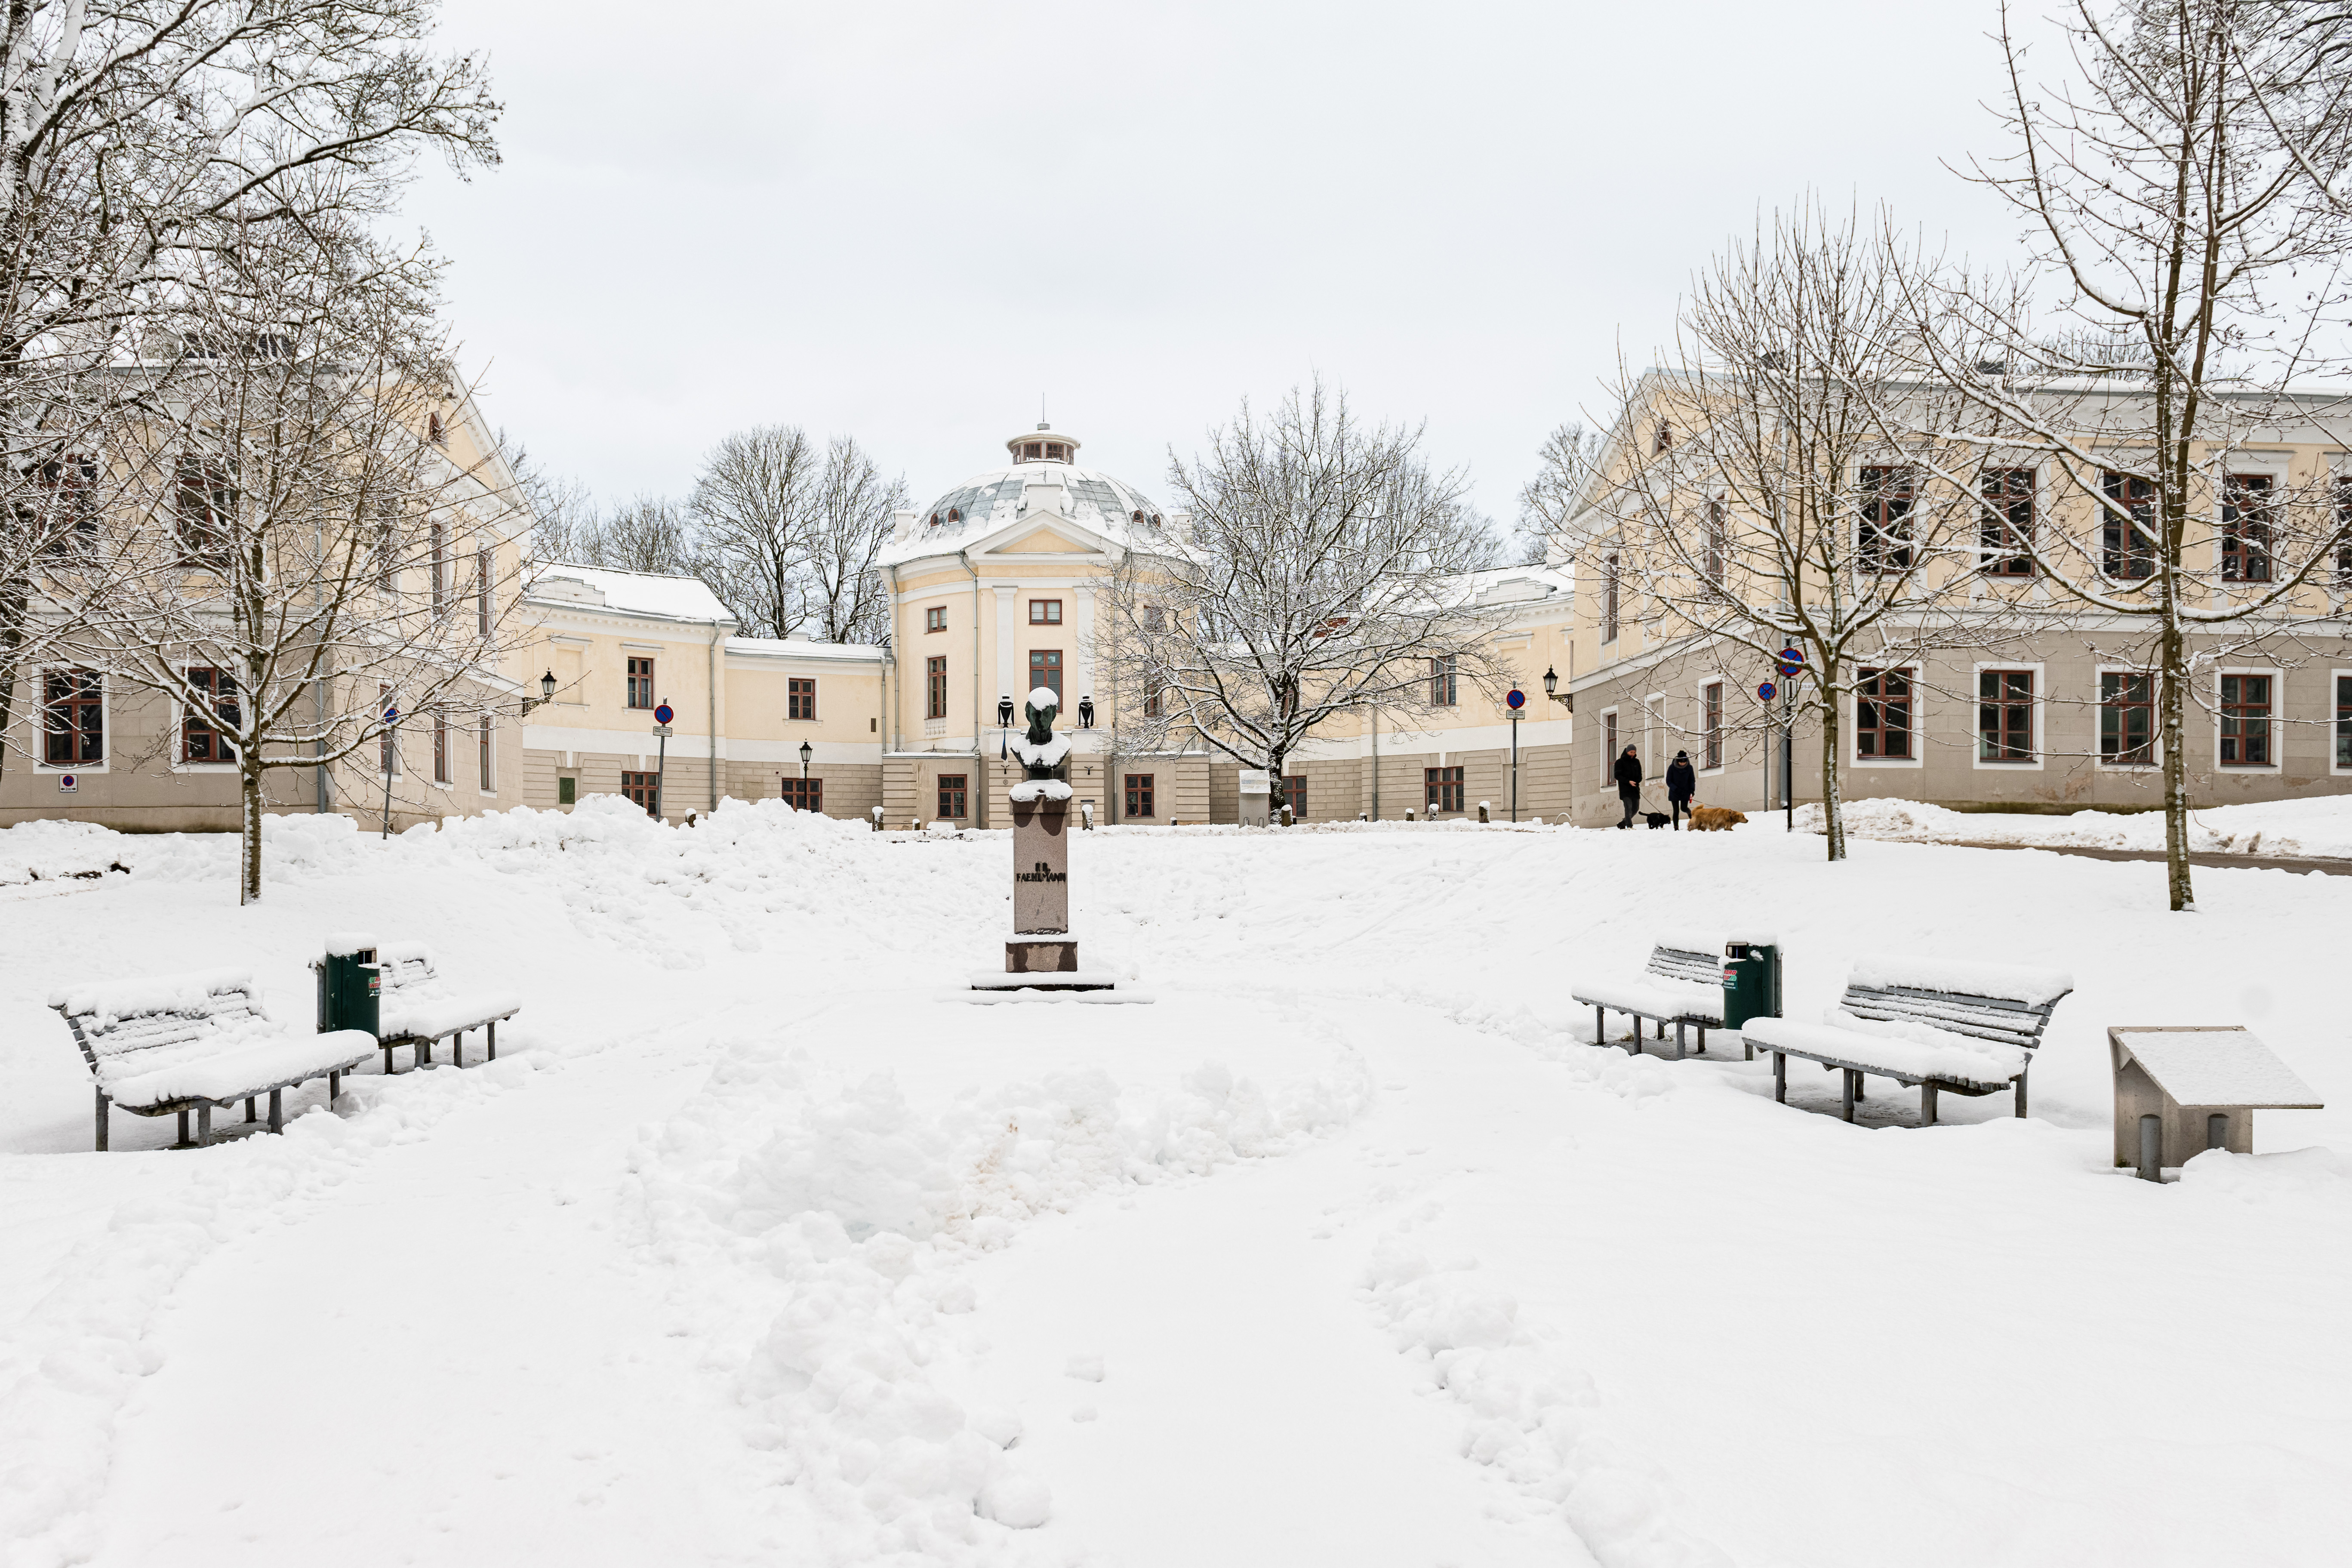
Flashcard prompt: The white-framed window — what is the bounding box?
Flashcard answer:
[39,666,108,772]
[1971,660,2044,770]
[1850,663,1923,768]
[2333,668,2352,776]
[1694,674,1726,772]
[477,714,496,795]
[2215,668,2282,773]
[2096,665,2160,769]
[431,711,452,787]
[1599,706,1620,786]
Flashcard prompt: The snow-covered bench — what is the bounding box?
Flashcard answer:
[372,942,520,1073]
[51,970,374,1150]
[1739,955,2073,1125]
[1571,933,1725,1060]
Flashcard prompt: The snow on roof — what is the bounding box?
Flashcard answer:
[2113,1028,2324,1109]
[528,564,734,624]
[726,636,885,664]
[880,460,1169,567]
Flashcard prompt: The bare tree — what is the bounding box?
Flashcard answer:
[569,496,694,576]
[1913,0,2352,910]
[0,0,499,775]
[1514,421,1603,565]
[1589,206,2011,860]
[689,425,819,638]
[804,436,902,645]
[73,218,528,904]
[1104,381,1505,797]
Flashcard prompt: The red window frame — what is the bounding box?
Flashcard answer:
[1124,773,1155,818]
[780,777,822,812]
[2102,471,2157,579]
[1429,655,1457,706]
[475,547,493,635]
[1602,711,1618,784]
[181,666,240,763]
[1282,775,1306,819]
[621,770,660,816]
[925,605,946,633]
[1981,468,2035,576]
[1702,681,1722,770]
[478,716,494,792]
[173,455,234,565]
[937,773,967,819]
[627,657,655,710]
[432,713,450,785]
[1704,500,1727,584]
[1855,467,1914,574]
[788,677,816,720]
[2337,674,2352,770]
[1142,675,1163,719]
[2221,474,2274,582]
[1424,766,1464,814]
[1029,648,1062,699]
[1602,553,1620,642]
[1028,599,1062,625]
[2219,673,2272,766]
[1978,669,2034,762]
[1855,667,1912,759]
[428,521,447,615]
[43,668,103,764]
[2101,671,2155,766]
[32,454,97,554]
[927,656,948,719]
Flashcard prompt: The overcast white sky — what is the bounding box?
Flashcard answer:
[406,0,2046,526]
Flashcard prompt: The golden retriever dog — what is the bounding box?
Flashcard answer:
[1688,804,1748,832]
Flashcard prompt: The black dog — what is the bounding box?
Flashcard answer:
[1645,812,1671,829]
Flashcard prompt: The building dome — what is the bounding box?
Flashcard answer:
[912,422,1167,539]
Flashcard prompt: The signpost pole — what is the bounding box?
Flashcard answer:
[1505,687,1526,823]
[1776,647,1803,835]
[379,699,398,840]
[653,700,677,822]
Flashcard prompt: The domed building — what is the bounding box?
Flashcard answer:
[510,420,1576,830]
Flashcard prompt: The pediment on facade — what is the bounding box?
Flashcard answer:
[974,517,1112,558]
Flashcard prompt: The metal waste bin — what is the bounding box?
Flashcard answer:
[1722,940,1782,1032]
[316,935,381,1037]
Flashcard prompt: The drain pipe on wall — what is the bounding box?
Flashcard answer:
[708,618,722,813]
[960,546,982,828]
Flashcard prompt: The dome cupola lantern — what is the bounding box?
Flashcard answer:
[1007,422,1079,465]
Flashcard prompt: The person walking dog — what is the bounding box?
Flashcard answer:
[1665,749,1696,830]
[1613,745,1643,829]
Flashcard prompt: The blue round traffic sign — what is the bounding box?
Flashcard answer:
[382,705,398,724]
[653,702,675,726]
[1506,688,1525,709]
[1757,681,1777,702]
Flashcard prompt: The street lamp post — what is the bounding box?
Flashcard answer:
[522,670,557,715]
[1505,686,1526,822]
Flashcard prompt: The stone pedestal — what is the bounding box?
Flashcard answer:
[1010,797,1070,940]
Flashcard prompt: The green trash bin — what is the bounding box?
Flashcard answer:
[316,934,382,1038]
[1722,939,1782,1040]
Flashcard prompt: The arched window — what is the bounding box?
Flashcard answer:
[947,507,961,523]
[927,512,941,527]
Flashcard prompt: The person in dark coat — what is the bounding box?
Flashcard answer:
[1665,750,1696,830]
[1613,745,1642,828]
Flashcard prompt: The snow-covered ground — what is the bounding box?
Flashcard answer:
[1807,792,2352,859]
[2,800,2347,1568]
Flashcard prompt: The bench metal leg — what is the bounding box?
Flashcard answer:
[2015,1066,2029,1119]
[95,1089,109,1152]
[244,1096,257,1123]
[1594,1005,1604,1047]
[1697,1026,1708,1058]
[450,1031,463,1069]
[175,1109,191,1147]
[1841,1070,1857,1123]
[1673,1020,1686,1061]
[329,1071,341,1103]
[269,1088,283,1134]
[1921,1081,1939,1127]
[382,1044,394,1075]
[196,1103,212,1147]
[1773,1052,1786,1103]
[487,1021,497,1062]
[420,1037,434,1068]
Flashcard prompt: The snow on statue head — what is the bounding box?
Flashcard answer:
[1011,686,1070,780]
